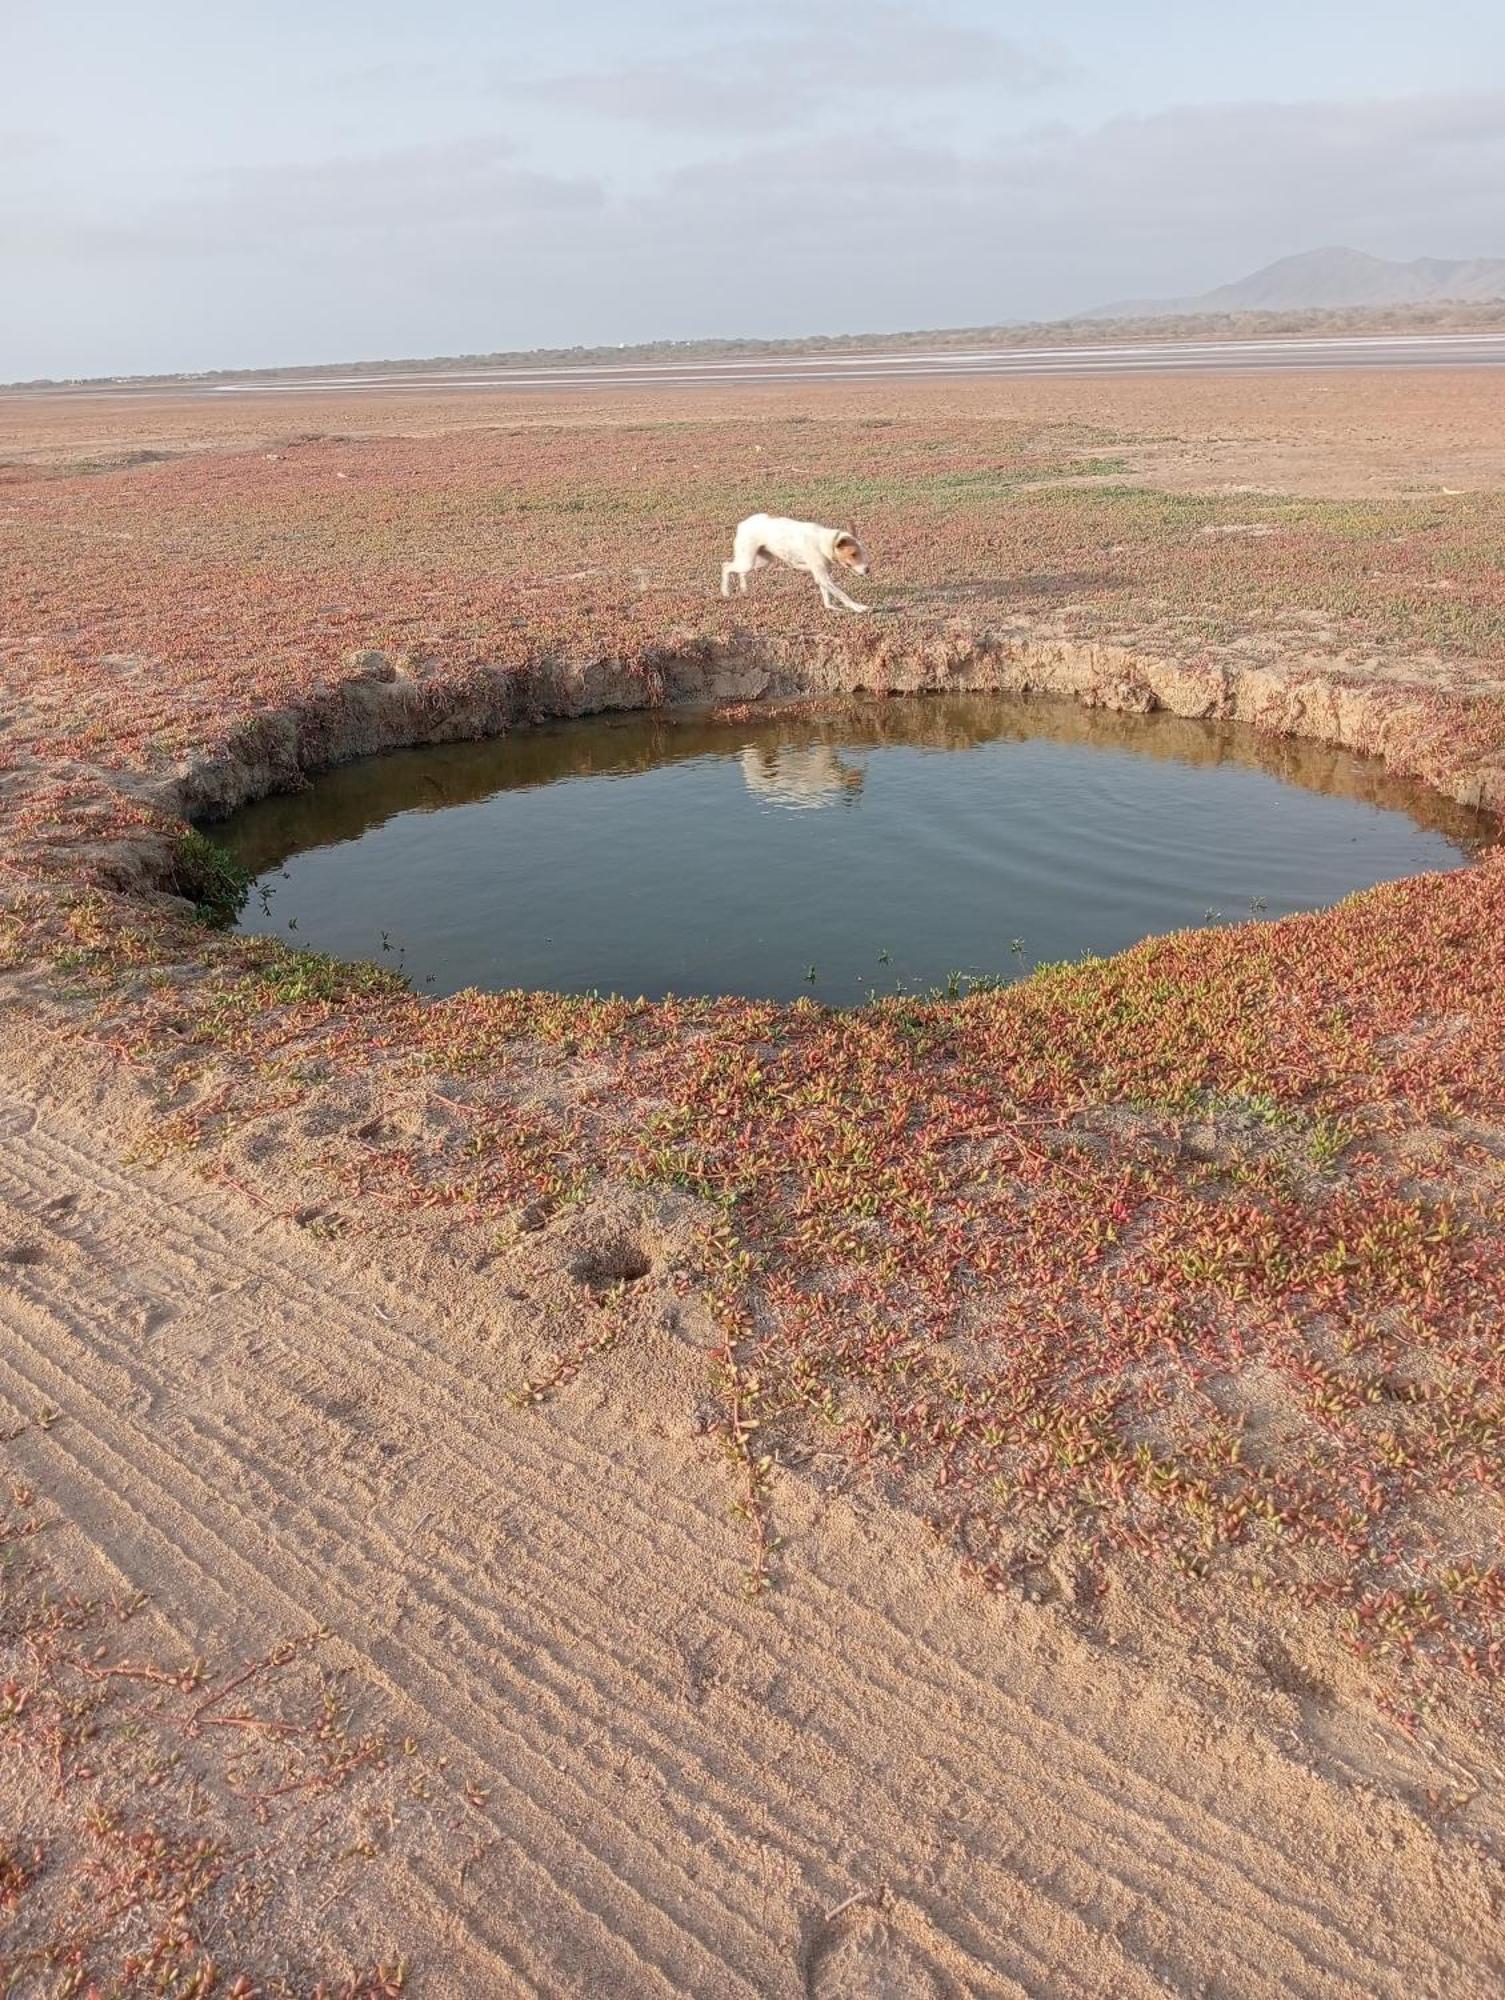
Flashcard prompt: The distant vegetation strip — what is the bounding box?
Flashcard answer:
[11,300,1505,392]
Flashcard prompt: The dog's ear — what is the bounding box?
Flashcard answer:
[834,533,858,556]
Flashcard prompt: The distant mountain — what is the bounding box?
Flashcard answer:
[1086,247,1505,320]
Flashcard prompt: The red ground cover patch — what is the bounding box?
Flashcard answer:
[6,421,1505,774]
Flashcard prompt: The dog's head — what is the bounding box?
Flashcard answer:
[833,531,869,576]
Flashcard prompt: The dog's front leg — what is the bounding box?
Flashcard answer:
[815,563,868,614]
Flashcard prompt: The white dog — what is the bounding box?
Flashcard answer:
[722,513,871,614]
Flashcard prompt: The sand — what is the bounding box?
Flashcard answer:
[4,1061,1502,1997]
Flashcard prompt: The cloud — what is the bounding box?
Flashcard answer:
[993,92,1505,242]
[198,138,602,242]
[520,4,1067,132]
[316,58,445,94]
[0,137,603,261]
[623,91,1505,293]
[6,89,1504,376]
[0,128,59,164]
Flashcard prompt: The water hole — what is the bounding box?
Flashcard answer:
[212,694,1495,1006]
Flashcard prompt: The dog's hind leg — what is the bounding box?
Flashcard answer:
[723,532,765,597]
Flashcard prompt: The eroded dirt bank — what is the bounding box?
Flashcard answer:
[10,624,1504,921]
[171,626,1505,825]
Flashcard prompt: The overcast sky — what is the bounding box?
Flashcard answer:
[3,0,1503,377]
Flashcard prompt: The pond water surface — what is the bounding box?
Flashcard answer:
[213,695,1493,1006]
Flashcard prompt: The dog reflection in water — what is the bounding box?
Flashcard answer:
[739,744,865,811]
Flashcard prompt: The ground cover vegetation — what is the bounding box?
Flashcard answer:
[3,392,1505,1984]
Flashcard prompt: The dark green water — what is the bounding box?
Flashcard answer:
[212,695,1493,1005]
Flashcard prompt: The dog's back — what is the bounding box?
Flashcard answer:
[736,514,836,568]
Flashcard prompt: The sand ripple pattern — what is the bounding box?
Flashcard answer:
[1,1081,1499,1996]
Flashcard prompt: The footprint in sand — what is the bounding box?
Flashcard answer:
[804,1906,949,2000]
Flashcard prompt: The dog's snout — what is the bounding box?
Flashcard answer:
[855,562,870,575]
